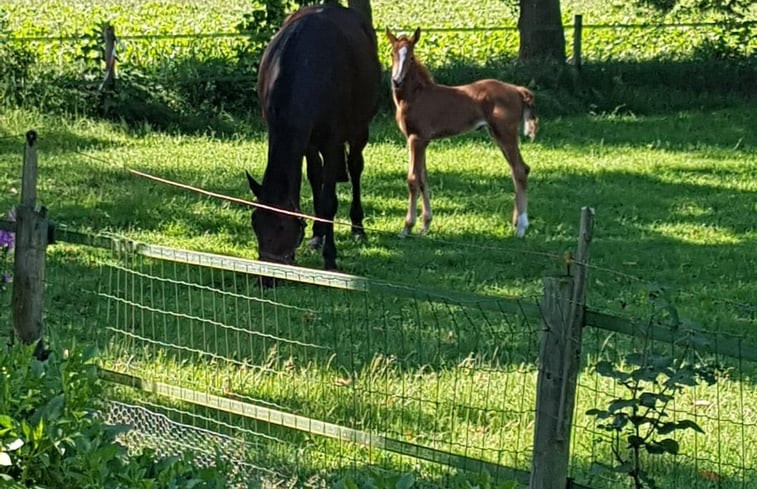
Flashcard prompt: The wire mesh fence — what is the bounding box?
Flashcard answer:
[572,317,757,488]
[0,216,754,488]
[39,231,542,486]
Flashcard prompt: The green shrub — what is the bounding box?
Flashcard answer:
[0,343,246,488]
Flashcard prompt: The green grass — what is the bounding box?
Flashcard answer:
[1,106,754,334]
[1,102,755,487]
[1,1,756,488]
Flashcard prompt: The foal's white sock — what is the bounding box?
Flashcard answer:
[516,212,529,238]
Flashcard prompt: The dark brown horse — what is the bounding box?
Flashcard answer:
[386,28,537,238]
[247,4,380,269]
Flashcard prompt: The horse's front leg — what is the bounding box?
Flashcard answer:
[347,131,368,240]
[318,145,342,270]
[401,134,430,237]
[305,146,325,249]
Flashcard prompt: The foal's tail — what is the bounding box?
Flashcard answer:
[518,86,538,142]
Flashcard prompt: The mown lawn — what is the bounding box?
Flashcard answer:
[1,105,754,336]
[1,1,756,488]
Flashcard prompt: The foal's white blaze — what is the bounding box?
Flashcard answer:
[516,213,529,238]
[392,46,408,84]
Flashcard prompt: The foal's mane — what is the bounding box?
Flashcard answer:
[412,57,435,85]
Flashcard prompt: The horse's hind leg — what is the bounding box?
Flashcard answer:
[402,134,431,237]
[488,123,530,237]
[305,145,325,249]
[347,129,368,240]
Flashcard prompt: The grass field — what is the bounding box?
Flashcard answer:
[1,1,756,488]
[1,105,754,335]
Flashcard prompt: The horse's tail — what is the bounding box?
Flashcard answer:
[519,87,538,142]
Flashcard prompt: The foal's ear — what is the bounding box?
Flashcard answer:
[246,170,262,198]
[385,27,397,44]
[412,27,421,44]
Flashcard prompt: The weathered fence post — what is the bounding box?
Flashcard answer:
[530,207,594,489]
[100,23,117,91]
[571,14,583,70]
[11,131,49,359]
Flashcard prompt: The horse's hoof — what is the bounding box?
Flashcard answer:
[352,230,367,242]
[398,227,411,238]
[515,212,529,238]
[308,236,324,250]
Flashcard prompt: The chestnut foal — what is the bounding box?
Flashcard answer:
[386,28,537,238]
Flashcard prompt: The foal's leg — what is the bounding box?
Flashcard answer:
[489,125,530,237]
[347,130,368,240]
[305,146,325,249]
[401,134,431,237]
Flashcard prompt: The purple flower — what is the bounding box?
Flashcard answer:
[0,230,13,250]
[2,273,11,284]
[1,207,15,251]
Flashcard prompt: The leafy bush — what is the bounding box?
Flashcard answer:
[585,289,720,489]
[0,343,245,488]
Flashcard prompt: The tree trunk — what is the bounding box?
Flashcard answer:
[518,0,566,62]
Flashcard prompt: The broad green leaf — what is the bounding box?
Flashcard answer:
[627,435,644,447]
[631,366,660,382]
[595,361,617,377]
[677,419,705,434]
[609,399,637,412]
[649,354,674,370]
[585,408,610,419]
[611,413,629,430]
[657,422,678,435]
[657,438,680,454]
[645,443,666,454]
[397,473,415,489]
[639,392,672,408]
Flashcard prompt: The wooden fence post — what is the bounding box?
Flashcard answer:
[530,207,594,489]
[100,23,116,91]
[11,131,49,359]
[571,14,583,69]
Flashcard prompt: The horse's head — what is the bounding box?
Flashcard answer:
[246,171,305,265]
[385,27,421,89]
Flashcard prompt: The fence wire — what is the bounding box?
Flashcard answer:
[39,233,541,486]
[0,220,750,489]
[572,320,757,489]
